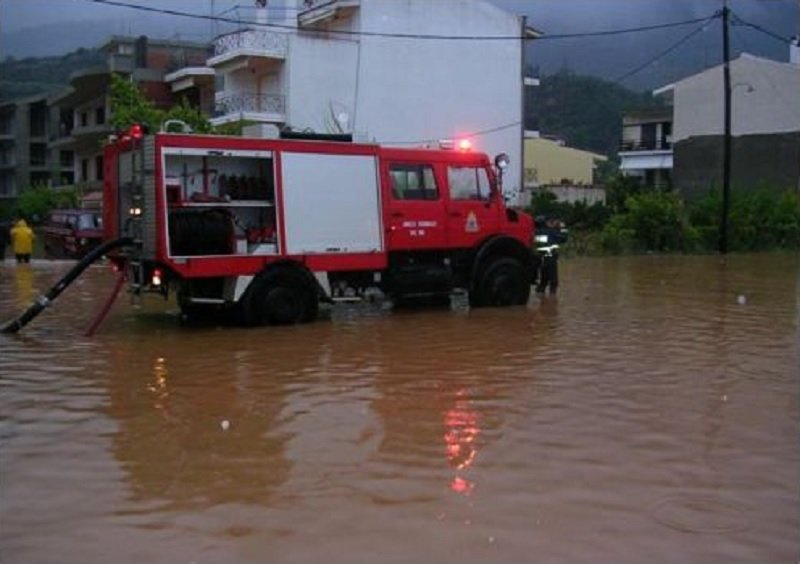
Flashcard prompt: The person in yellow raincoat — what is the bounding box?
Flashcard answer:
[10,218,35,263]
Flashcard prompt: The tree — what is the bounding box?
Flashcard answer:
[16,184,78,223]
[110,73,214,134]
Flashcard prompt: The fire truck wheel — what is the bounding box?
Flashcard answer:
[241,270,318,325]
[473,257,530,307]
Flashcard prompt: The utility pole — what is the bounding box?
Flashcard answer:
[720,1,732,254]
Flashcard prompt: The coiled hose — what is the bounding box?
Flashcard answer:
[1,237,133,334]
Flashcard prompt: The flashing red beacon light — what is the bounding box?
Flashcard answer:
[129,123,144,139]
[457,138,472,151]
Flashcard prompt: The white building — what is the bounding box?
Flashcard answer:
[618,106,674,189]
[659,53,800,196]
[169,0,536,201]
[625,52,800,197]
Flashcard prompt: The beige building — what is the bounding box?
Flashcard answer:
[523,136,607,204]
[524,136,607,186]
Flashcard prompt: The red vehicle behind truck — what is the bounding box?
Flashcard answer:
[103,129,556,325]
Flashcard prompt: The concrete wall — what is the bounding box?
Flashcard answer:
[280,0,524,200]
[674,132,800,199]
[356,0,524,200]
[285,36,359,133]
[531,185,606,206]
[673,55,800,143]
[524,138,603,186]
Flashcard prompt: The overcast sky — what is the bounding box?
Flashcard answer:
[3,0,795,32]
[1,0,797,89]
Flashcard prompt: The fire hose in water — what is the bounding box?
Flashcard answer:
[1,237,133,334]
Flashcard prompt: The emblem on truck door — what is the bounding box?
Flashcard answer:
[465,211,479,233]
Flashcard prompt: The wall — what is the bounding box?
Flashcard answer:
[524,138,602,186]
[531,185,606,206]
[355,0,524,200]
[285,35,359,133]
[673,55,800,143]
[674,132,800,198]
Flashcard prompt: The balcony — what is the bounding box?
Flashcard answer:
[298,0,360,27]
[165,67,215,93]
[72,123,113,139]
[619,140,673,173]
[619,139,672,153]
[207,29,288,70]
[211,93,286,126]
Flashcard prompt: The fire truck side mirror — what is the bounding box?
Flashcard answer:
[494,153,510,171]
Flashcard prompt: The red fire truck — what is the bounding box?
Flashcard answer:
[103,129,556,325]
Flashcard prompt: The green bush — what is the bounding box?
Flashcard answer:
[624,190,688,251]
[599,215,636,253]
[605,174,643,213]
[533,184,798,255]
[527,191,611,232]
[16,184,78,223]
[688,188,800,252]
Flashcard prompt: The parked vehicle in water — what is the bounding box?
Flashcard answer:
[43,209,103,259]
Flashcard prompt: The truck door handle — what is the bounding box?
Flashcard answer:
[449,212,462,217]
[391,212,404,218]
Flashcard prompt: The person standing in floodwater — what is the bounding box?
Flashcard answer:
[0,220,10,261]
[10,219,34,263]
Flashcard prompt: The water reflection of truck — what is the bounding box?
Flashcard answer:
[104,128,558,325]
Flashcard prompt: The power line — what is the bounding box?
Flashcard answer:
[613,14,719,84]
[730,13,795,45]
[83,0,716,42]
[381,121,521,146]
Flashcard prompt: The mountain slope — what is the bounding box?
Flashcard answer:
[526,71,660,157]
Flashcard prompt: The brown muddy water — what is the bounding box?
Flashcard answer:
[0,254,798,563]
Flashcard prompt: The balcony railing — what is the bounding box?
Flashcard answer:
[619,140,672,152]
[298,0,360,27]
[214,93,286,118]
[213,29,288,60]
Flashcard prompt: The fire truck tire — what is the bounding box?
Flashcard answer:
[240,269,318,326]
[473,257,530,307]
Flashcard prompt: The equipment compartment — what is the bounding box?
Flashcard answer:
[162,149,279,257]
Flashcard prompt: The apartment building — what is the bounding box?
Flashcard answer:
[49,36,210,193]
[657,53,800,197]
[184,0,535,201]
[0,94,72,203]
[621,48,800,198]
[618,106,673,190]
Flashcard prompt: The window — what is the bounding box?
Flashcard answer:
[78,213,102,230]
[81,159,89,181]
[448,166,491,201]
[95,155,104,181]
[95,107,105,125]
[389,164,438,201]
[80,112,88,127]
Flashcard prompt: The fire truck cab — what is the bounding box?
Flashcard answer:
[104,131,552,325]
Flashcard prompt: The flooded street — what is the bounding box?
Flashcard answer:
[1,254,798,563]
